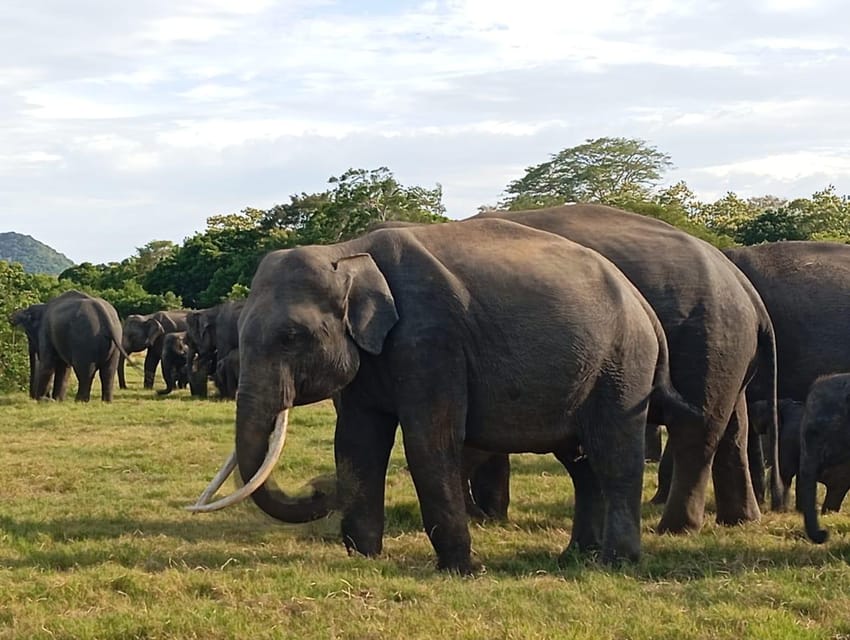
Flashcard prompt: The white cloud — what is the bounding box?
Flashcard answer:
[0,0,848,263]
[701,151,850,181]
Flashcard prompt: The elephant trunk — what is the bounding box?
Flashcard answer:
[799,453,828,543]
[186,368,335,522]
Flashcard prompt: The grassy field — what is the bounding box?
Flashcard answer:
[1,369,850,639]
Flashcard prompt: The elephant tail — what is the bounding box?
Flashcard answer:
[757,318,784,511]
[639,296,704,429]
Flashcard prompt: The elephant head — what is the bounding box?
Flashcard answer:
[9,304,45,344]
[188,248,398,522]
[122,314,150,353]
[185,309,217,375]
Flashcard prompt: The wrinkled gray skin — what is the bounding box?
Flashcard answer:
[723,242,850,508]
[9,303,51,399]
[214,349,239,400]
[19,291,125,402]
[118,310,189,390]
[185,300,245,399]
[157,331,190,396]
[796,374,850,543]
[749,399,805,509]
[470,205,781,532]
[228,218,701,572]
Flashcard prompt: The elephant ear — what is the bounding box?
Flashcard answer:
[146,319,165,347]
[334,253,399,355]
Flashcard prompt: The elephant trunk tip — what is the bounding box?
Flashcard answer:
[807,528,829,544]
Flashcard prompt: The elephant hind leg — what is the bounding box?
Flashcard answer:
[52,362,70,400]
[713,393,761,525]
[556,448,603,559]
[99,351,120,402]
[821,462,850,513]
[74,362,97,402]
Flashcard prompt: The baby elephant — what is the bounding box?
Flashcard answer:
[158,331,190,395]
[798,374,850,543]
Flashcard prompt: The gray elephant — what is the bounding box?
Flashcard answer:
[185,300,245,399]
[749,399,805,509]
[188,218,701,571]
[118,310,189,390]
[9,303,50,399]
[724,241,850,507]
[20,290,125,402]
[158,331,190,395]
[469,205,781,532]
[214,348,239,400]
[797,374,850,543]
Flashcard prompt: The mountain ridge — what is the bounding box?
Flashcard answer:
[0,231,75,275]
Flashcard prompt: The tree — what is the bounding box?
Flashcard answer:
[500,137,673,209]
[263,167,447,244]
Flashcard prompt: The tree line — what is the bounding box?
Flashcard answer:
[3,139,849,392]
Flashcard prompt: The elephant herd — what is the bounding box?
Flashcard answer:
[10,204,850,572]
[10,294,246,403]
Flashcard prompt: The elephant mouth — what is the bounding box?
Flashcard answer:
[185,409,289,512]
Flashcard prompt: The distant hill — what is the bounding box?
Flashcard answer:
[0,232,74,275]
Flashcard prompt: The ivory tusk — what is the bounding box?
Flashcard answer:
[185,409,288,513]
[191,450,237,506]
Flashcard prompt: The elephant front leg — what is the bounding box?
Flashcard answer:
[399,401,474,574]
[143,349,159,389]
[335,402,398,558]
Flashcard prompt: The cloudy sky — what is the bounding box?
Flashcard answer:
[1,0,848,264]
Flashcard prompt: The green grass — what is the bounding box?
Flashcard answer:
[1,368,850,639]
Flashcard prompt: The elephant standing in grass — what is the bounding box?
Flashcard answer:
[749,399,805,510]
[189,219,701,571]
[26,290,125,402]
[118,310,189,390]
[158,331,190,396]
[214,349,239,400]
[185,300,245,399]
[9,303,49,399]
[797,374,850,543]
[723,241,850,507]
[470,205,781,532]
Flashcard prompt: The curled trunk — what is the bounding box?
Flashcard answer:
[233,384,335,522]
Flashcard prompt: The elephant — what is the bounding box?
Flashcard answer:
[749,399,805,509]
[118,310,189,390]
[723,241,850,507]
[9,303,50,399]
[467,205,781,532]
[645,424,663,463]
[157,331,190,395]
[185,300,245,399]
[797,374,850,543]
[188,218,702,571]
[214,348,239,400]
[19,290,126,402]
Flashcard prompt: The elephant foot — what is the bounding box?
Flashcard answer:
[715,501,761,527]
[435,550,479,576]
[157,388,173,396]
[656,511,704,535]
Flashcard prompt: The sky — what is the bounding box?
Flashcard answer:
[1,0,848,264]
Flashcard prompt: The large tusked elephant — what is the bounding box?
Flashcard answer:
[188,219,700,571]
[471,205,781,532]
[118,310,189,390]
[796,374,850,543]
[19,290,126,402]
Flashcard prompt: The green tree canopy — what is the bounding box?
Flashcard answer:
[262,167,447,244]
[501,137,673,209]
